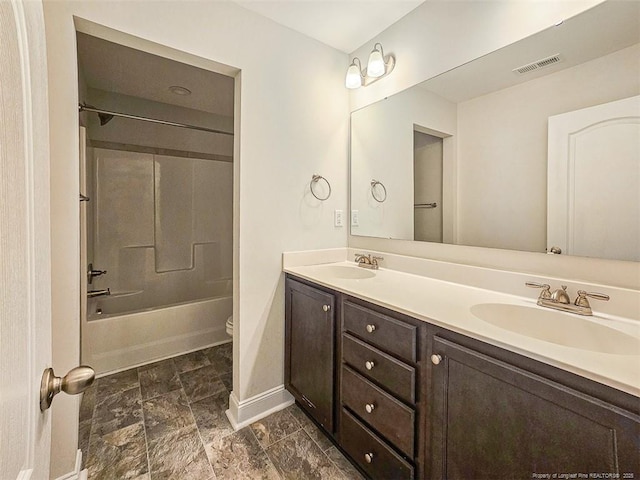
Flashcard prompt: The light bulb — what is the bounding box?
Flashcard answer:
[367,47,385,78]
[345,61,362,89]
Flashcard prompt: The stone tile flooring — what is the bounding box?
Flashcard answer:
[79,343,363,480]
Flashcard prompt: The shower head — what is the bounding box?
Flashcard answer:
[97,112,114,126]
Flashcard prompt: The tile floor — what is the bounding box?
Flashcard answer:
[79,343,363,479]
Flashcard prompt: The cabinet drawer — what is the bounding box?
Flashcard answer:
[340,408,414,480]
[341,366,415,457]
[343,301,417,363]
[343,334,415,404]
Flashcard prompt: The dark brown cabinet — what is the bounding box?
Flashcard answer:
[284,275,640,480]
[285,277,336,432]
[339,298,426,480]
[430,335,640,480]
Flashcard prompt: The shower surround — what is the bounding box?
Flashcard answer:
[84,147,232,374]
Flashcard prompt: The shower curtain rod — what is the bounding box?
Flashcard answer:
[78,104,234,136]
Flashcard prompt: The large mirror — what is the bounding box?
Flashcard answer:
[350,1,639,262]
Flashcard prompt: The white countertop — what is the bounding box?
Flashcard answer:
[284,261,640,398]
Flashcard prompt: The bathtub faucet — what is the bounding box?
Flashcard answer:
[88,288,111,298]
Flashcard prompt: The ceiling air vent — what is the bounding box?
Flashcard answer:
[512,54,562,75]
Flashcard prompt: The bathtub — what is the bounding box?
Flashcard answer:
[83,279,232,375]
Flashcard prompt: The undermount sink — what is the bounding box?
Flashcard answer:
[470,303,640,355]
[317,265,376,280]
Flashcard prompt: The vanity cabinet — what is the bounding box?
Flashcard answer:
[284,274,639,480]
[429,334,640,480]
[284,277,336,432]
[338,298,427,480]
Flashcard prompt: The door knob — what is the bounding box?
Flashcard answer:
[40,365,95,411]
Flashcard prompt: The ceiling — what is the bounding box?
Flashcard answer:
[77,33,235,116]
[235,0,425,53]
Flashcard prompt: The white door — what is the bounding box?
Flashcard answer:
[0,0,52,478]
[547,95,640,261]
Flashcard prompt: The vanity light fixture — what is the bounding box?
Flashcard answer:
[345,42,395,89]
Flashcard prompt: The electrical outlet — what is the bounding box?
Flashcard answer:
[334,210,344,227]
[351,210,359,226]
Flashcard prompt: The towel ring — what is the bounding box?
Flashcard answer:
[370,179,387,203]
[310,174,331,201]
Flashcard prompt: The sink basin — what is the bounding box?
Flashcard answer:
[316,265,376,280]
[470,303,640,355]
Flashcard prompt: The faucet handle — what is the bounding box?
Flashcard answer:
[575,290,610,308]
[525,282,551,299]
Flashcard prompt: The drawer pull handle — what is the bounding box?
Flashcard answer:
[322,304,331,312]
[366,324,376,333]
[365,403,375,414]
[364,452,374,464]
[365,361,375,370]
[431,354,442,365]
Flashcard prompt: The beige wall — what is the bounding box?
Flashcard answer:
[43,1,348,476]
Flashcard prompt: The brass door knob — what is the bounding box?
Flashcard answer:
[40,365,95,411]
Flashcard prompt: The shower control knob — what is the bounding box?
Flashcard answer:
[365,361,375,370]
[431,354,442,365]
[322,304,331,312]
[87,263,107,284]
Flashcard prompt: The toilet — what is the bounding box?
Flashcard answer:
[225,315,233,337]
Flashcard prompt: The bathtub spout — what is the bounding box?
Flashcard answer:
[88,288,111,298]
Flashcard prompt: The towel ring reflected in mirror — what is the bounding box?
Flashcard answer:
[370,179,387,203]
[310,174,332,201]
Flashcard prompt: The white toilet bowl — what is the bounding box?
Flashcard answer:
[225,315,233,337]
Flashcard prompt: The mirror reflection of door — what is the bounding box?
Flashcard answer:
[414,130,443,242]
[547,95,640,262]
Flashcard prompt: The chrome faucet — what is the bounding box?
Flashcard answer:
[87,288,111,299]
[526,282,609,316]
[355,253,384,270]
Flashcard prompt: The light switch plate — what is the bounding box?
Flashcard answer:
[334,210,344,227]
[351,210,359,226]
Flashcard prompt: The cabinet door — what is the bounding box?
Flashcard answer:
[430,336,640,480]
[285,278,335,432]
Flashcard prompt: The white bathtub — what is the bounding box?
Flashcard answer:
[83,281,232,374]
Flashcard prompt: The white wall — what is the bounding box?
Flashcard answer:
[348,0,640,290]
[43,1,348,476]
[457,43,639,252]
[350,87,456,239]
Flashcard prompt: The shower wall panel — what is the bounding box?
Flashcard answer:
[91,148,232,313]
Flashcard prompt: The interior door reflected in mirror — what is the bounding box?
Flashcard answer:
[349,0,640,262]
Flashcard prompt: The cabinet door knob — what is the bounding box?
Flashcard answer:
[365,360,375,370]
[366,324,376,333]
[431,354,442,365]
[364,452,374,464]
[365,403,375,413]
[322,304,331,312]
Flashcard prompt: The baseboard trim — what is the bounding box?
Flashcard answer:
[225,385,294,430]
[54,450,84,480]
